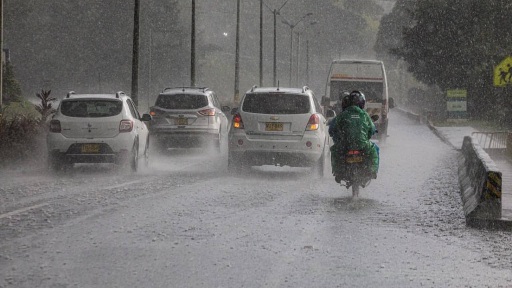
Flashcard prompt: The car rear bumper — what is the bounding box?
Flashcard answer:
[151,129,220,147]
[228,131,324,166]
[48,149,130,164]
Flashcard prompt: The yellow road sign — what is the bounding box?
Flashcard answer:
[494,56,512,87]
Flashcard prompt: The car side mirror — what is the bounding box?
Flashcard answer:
[141,113,152,122]
[230,107,239,115]
[371,114,379,122]
[321,96,331,106]
[325,109,336,118]
[221,106,231,113]
[388,97,396,109]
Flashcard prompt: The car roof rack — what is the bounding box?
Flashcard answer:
[115,91,126,98]
[66,91,76,98]
[302,86,310,93]
[250,85,258,92]
[162,87,210,93]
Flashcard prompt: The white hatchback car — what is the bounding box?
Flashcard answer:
[47,91,151,171]
[228,86,328,175]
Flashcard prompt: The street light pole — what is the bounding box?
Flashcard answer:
[234,0,240,104]
[263,0,291,87]
[0,0,3,112]
[281,12,312,87]
[259,0,263,87]
[131,0,140,106]
[191,0,196,87]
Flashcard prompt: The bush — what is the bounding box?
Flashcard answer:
[0,109,47,169]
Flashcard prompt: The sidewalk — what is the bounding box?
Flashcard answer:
[431,124,512,221]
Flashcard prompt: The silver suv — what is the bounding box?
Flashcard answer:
[228,86,328,175]
[149,87,230,150]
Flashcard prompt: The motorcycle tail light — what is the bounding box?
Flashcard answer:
[49,120,61,133]
[306,114,320,131]
[233,113,244,129]
[198,108,216,116]
[119,120,133,132]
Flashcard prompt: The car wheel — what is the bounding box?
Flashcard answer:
[228,152,248,173]
[313,147,325,178]
[48,154,62,172]
[143,138,150,168]
[130,143,138,172]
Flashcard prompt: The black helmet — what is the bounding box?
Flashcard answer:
[343,90,366,109]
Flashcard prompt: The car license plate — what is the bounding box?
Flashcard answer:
[265,122,283,131]
[81,143,100,154]
[175,118,187,125]
[346,156,363,163]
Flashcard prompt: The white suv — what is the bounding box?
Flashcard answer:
[228,86,328,175]
[47,91,151,172]
[149,87,230,150]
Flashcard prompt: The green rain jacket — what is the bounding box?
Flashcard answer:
[329,105,378,173]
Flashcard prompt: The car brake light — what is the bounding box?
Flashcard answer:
[49,120,61,133]
[119,120,133,132]
[306,114,320,131]
[198,108,216,116]
[232,113,244,129]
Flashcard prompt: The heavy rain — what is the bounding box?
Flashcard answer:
[1,1,512,287]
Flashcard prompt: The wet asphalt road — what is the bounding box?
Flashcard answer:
[1,111,512,287]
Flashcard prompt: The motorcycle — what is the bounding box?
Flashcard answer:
[332,114,379,197]
[335,149,374,197]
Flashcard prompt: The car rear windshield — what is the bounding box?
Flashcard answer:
[155,94,208,109]
[60,100,123,118]
[241,93,311,114]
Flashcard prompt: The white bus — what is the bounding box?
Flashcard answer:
[324,59,391,141]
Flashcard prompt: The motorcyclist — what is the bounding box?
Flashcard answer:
[328,90,379,183]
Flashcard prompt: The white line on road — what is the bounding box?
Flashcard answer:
[0,203,48,220]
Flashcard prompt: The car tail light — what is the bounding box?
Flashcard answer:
[149,107,163,117]
[119,120,133,132]
[198,108,216,116]
[232,113,244,129]
[306,114,320,131]
[49,120,61,133]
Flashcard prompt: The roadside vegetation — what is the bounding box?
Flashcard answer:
[0,62,55,169]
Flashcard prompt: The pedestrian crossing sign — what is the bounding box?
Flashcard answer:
[494,56,512,87]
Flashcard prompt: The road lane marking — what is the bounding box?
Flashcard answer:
[0,203,48,220]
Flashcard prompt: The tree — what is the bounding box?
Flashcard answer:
[2,62,22,104]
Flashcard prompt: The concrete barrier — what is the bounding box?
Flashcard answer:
[395,107,421,123]
[458,136,502,221]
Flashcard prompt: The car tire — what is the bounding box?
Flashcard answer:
[130,142,139,172]
[228,152,249,173]
[48,154,62,172]
[314,147,325,178]
[143,138,150,168]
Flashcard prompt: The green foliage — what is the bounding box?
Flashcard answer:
[0,114,46,168]
[2,62,23,105]
[34,89,56,123]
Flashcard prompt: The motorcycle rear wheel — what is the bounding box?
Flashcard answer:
[352,182,360,197]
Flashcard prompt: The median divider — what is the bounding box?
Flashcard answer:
[458,136,502,222]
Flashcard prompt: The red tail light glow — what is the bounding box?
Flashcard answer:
[233,113,244,129]
[306,114,320,131]
[49,120,61,133]
[119,120,133,132]
[198,108,216,116]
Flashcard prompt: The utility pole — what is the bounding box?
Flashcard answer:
[234,0,240,104]
[1,0,4,111]
[191,0,196,87]
[263,0,291,87]
[131,0,140,106]
[259,0,263,87]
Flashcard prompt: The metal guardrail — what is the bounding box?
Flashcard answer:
[471,132,508,149]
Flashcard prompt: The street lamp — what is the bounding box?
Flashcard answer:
[296,21,318,86]
[281,12,313,87]
[263,0,292,87]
